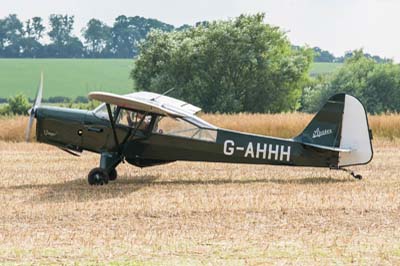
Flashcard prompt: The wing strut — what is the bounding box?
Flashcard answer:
[121,111,149,146]
[106,104,120,149]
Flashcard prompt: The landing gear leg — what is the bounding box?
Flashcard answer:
[88,152,122,185]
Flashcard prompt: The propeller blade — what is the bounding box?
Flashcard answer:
[25,72,44,142]
[34,72,43,108]
[25,111,35,142]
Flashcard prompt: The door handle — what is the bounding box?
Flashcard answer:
[87,127,103,133]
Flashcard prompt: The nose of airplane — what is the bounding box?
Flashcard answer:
[35,106,88,149]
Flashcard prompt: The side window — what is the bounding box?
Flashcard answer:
[93,104,117,120]
[153,116,216,142]
[117,109,152,131]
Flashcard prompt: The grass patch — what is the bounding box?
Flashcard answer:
[0,60,341,99]
[0,59,135,99]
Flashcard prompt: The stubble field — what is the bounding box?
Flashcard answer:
[0,114,399,265]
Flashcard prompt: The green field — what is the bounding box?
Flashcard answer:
[0,59,135,99]
[0,59,342,99]
[309,62,342,76]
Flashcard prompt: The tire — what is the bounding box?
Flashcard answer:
[88,168,109,185]
[109,168,117,181]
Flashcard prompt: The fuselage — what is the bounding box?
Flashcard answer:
[35,106,339,169]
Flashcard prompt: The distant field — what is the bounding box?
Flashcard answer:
[0,59,135,99]
[309,62,342,76]
[0,59,341,99]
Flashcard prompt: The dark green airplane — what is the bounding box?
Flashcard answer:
[26,74,373,185]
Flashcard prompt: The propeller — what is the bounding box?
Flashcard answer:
[25,72,43,142]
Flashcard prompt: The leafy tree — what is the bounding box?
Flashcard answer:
[109,15,174,58]
[47,14,83,57]
[0,14,24,57]
[313,47,335,62]
[25,17,45,40]
[176,24,191,31]
[335,50,391,64]
[132,14,312,113]
[82,19,111,57]
[301,50,400,113]
[48,14,74,45]
[21,17,46,57]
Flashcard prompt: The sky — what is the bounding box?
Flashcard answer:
[1,0,400,61]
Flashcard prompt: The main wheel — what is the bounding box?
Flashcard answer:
[109,168,118,181]
[88,168,109,185]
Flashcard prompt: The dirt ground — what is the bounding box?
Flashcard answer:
[0,140,399,265]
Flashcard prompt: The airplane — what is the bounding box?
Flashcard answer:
[26,74,373,185]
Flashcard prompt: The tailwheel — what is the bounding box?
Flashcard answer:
[109,168,118,181]
[338,167,363,180]
[88,168,109,185]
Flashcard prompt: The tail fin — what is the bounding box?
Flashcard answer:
[295,94,373,167]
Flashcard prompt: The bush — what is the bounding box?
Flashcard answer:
[74,96,89,103]
[46,96,72,103]
[2,94,31,115]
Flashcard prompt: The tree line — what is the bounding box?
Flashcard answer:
[310,46,390,63]
[0,14,188,58]
[1,13,390,62]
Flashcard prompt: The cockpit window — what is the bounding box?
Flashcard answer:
[93,103,113,120]
[153,116,216,142]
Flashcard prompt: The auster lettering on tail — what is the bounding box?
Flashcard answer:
[223,140,291,162]
[312,128,333,138]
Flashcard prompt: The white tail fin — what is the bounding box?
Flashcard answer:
[338,95,373,167]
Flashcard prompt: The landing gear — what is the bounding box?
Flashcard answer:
[351,173,362,180]
[108,168,118,181]
[88,168,109,185]
[88,152,121,185]
[339,168,362,180]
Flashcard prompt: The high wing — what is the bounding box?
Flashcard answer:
[88,91,201,117]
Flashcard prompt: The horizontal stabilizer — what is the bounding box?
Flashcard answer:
[302,142,352,153]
